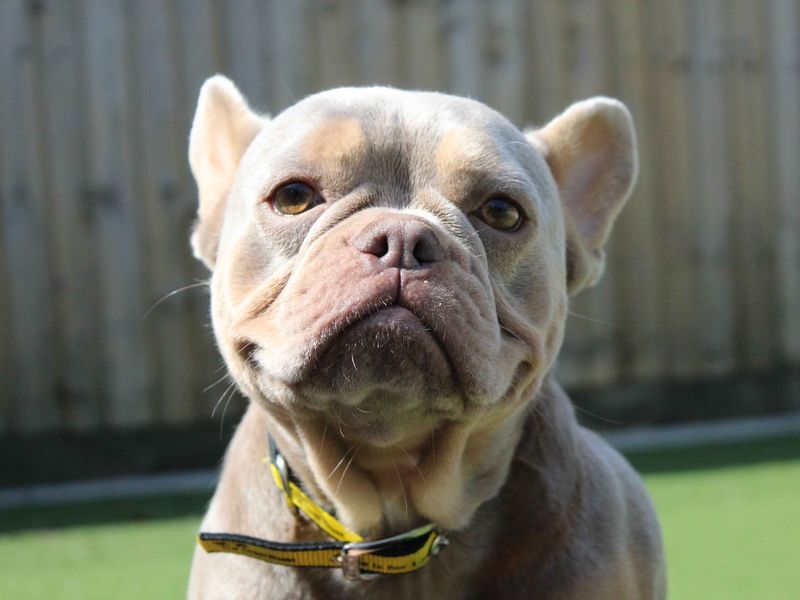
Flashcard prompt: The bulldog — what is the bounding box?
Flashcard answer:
[186,75,666,599]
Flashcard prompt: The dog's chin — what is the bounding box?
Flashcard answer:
[308,306,455,392]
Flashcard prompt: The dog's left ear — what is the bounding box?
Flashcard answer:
[189,75,267,269]
[527,98,637,294]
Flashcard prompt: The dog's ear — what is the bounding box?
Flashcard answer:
[527,98,637,294]
[189,75,267,269]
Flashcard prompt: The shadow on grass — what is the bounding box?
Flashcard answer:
[0,493,209,534]
[1,435,798,534]
[624,434,800,475]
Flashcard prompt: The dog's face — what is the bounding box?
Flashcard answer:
[190,77,636,456]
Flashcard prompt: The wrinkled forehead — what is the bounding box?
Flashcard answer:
[258,88,542,185]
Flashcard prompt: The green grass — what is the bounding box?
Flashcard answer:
[0,436,798,599]
[643,456,800,599]
[0,517,199,600]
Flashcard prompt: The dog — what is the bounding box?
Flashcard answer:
[186,75,666,599]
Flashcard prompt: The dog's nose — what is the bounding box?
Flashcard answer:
[353,218,444,269]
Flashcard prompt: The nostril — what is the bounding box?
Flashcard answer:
[353,225,390,258]
[368,233,389,259]
[412,234,443,264]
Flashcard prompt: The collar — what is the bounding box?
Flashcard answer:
[197,434,449,580]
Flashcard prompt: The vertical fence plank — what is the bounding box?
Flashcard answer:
[0,127,10,433]
[607,0,667,382]
[132,0,200,424]
[271,0,313,109]
[172,0,222,114]
[221,0,269,108]
[397,0,443,91]
[725,0,779,371]
[526,0,570,122]
[443,0,486,100]
[483,0,524,124]
[768,0,800,366]
[644,0,700,380]
[0,0,58,432]
[39,0,102,430]
[0,3,21,432]
[83,0,152,427]
[314,0,358,90]
[0,151,10,432]
[356,0,399,86]
[686,0,736,376]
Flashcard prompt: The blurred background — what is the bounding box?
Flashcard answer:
[2,0,798,475]
[0,1,798,598]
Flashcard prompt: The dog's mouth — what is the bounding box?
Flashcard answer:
[315,301,450,362]
[233,284,464,418]
[302,298,458,396]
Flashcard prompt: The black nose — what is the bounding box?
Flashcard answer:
[353,218,444,269]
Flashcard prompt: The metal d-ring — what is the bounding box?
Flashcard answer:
[273,451,298,515]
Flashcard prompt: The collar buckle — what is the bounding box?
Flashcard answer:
[337,523,446,581]
[338,545,380,581]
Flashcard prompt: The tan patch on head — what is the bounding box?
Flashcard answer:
[300,117,366,165]
[435,126,494,176]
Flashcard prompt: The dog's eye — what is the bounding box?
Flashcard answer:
[271,182,323,215]
[477,197,523,231]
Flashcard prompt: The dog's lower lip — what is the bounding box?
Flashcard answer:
[322,304,432,351]
[364,305,425,326]
[310,303,449,374]
[336,305,441,346]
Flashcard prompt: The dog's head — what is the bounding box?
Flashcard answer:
[189,76,636,530]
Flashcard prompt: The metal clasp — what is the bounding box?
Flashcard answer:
[337,523,443,581]
[338,544,381,580]
[430,531,449,555]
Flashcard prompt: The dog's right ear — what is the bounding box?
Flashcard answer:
[189,75,267,269]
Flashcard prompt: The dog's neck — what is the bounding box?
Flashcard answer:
[260,375,581,539]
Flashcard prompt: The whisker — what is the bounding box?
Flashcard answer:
[398,445,425,483]
[319,422,328,455]
[349,406,370,426]
[219,388,236,439]
[212,382,236,418]
[390,450,409,519]
[143,281,209,320]
[336,444,362,493]
[328,400,345,439]
[567,311,618,327]
[328,444,357,479]
[572,404,624,426]
[203,373,231,394]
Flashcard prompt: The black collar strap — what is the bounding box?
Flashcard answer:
[197,435,448,580]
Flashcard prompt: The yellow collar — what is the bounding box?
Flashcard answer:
[197,435,448,580]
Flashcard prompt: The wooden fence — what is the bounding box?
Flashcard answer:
[1,0,799,435]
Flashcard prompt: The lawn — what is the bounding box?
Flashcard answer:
[0,436,797,599]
